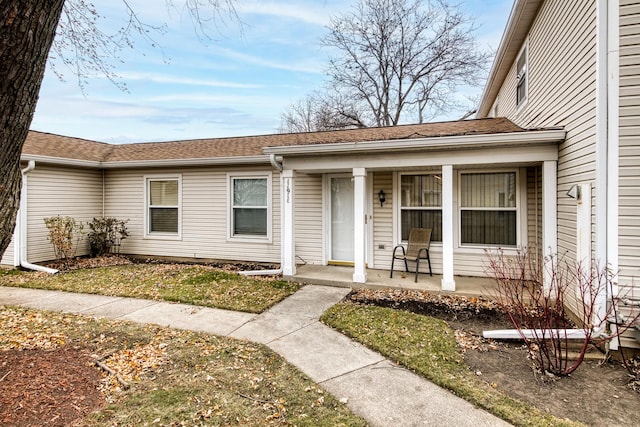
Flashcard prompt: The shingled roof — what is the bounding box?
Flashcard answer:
[23,117,526,164]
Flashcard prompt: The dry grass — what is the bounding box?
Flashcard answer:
[0,262,299,313]
[0,305,366,426]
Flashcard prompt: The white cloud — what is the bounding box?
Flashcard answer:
[236,1,339,26]
[117,71,263,89]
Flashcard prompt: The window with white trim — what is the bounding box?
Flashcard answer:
[229,175,270,239]
[146,176,181,236]
[400,174,442,242]
[516,45,528,106]
[460,172,517,246]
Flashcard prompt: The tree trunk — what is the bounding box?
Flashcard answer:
[0,1,65,260]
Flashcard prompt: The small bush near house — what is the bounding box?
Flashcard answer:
[43,215,84,263]
[87,217,129,257]
[485,248,640,376]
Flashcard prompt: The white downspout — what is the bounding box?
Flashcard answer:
[19,161,58,274]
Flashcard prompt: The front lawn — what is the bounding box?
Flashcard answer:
[321,302,583,427]
[0,306,366,426]
[0,262,299,313]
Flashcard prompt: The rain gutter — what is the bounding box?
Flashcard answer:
[18,161,58,274]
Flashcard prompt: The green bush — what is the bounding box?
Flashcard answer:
[87,217,129,257]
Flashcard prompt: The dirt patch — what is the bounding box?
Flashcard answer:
[347,288,640,427]
[44,254,279,273]
[0,347,105,427]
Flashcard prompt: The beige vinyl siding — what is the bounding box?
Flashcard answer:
[294,174,323,265]
[526,166,543,255]
[618,0,640,347]
[493,0,597,264]
[619,0,640,285]
[372,172,393,269]
[104,167,281,264]
[26,165,103,263]
[1,233,16,266]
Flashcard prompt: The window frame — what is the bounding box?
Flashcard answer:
[516,42,528,108]
[144,174,182,240]
[457,169,521,249]
[394,171,443,244]
[227,172,272,243]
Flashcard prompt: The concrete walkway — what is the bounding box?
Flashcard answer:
[0,285,510,426]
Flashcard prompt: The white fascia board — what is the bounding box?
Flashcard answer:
[20,154,102,168]
[262,129,566,156]
[102,155,272,169]
[477,0,543,117]
[20,154,272,169]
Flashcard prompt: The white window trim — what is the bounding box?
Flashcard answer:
[393,171,444,248]
[227,172,273,243]
[143,174,182,240]
[456,169,526,251]
[515,40,529,111]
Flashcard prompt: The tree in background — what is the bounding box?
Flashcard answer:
[0,0,236,261]
[280,0,490,132]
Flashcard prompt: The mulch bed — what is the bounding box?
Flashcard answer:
[347,288,640,427]
[0,347,105,427]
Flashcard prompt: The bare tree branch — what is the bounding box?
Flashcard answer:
[282,0,490,131]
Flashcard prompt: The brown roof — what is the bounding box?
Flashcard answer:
[24,117,526,163]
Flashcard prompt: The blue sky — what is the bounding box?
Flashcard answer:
[30,0,513,144]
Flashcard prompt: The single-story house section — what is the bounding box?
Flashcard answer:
[3,118,564,296]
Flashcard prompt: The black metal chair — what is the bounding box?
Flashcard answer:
[390,228,432,282]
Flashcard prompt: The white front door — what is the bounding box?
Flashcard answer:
[330,176,354,262]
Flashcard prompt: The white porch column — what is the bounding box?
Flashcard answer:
[282,169,296,276]
[542,160,558,291]
[353,168,368,283]
[441,165,456,291]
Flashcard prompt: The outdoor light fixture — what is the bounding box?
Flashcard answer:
[378,189,386,207]
[566,184,581,201]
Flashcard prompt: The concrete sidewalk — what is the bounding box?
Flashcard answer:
[0,285,510,426]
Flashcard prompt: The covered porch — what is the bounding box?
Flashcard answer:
[290,264,499,298]
[264,120,566,292]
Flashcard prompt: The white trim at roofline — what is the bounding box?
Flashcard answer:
[477,0,543,118]
[262,129,566,156]
[20,154,273,169]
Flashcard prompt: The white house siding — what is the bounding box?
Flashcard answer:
[492,0,598,265]
[619,0,640,347]
[25,165,103,263]
[294,173,323,265]
[104,166,281,264]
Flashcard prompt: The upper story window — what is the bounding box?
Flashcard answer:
[399,174,442,242]
[516,45,528,106]
[460,172,517,247]
[145,175,181,238]
[228,173,272,241]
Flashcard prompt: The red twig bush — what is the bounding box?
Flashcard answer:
[485,248,639,377]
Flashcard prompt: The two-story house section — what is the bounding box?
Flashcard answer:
[477,0,640,348]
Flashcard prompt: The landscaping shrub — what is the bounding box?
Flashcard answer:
[43,215,84,263]
[485,248,639,376]
[87,217,129,257]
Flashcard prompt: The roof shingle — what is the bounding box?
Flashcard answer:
[24,118,525,164]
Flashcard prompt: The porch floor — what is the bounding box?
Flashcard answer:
[289,264,499,299]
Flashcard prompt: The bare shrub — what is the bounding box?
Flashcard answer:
[485,248,639,376]
[43,215,84,263]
